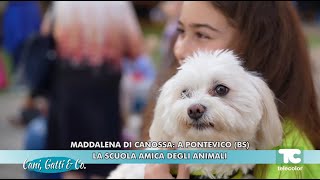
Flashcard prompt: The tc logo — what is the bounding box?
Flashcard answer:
[278,149,302,164]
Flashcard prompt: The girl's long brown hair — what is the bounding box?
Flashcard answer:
[211,1,320,149]
[142,1,320,149]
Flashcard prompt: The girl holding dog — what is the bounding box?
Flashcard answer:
[143,1,320,179]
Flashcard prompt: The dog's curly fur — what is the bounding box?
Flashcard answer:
[108,50,283,179]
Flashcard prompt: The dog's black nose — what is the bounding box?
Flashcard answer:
[187,104,206,120]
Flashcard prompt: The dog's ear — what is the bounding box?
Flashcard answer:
[249,74,283,149]
[149,77,176,141]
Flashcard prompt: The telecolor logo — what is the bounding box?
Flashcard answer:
[277,149,302,164]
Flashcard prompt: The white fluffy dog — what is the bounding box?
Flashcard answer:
[108,50,283,179]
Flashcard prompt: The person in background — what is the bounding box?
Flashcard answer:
[120,54,156,143]
[44,2,144,179]
[2,1,41,72]
[8,2,53,128]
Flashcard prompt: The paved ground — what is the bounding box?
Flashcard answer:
[0,90,27,179]
[0,24,319,179]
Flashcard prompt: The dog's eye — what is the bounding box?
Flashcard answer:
[181,89,191,98]
[214,85,229,96]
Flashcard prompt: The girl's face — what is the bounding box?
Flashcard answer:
[174,2,237,64]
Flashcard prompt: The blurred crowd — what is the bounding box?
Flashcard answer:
[0,1,319,179]
[0,1,182,179]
